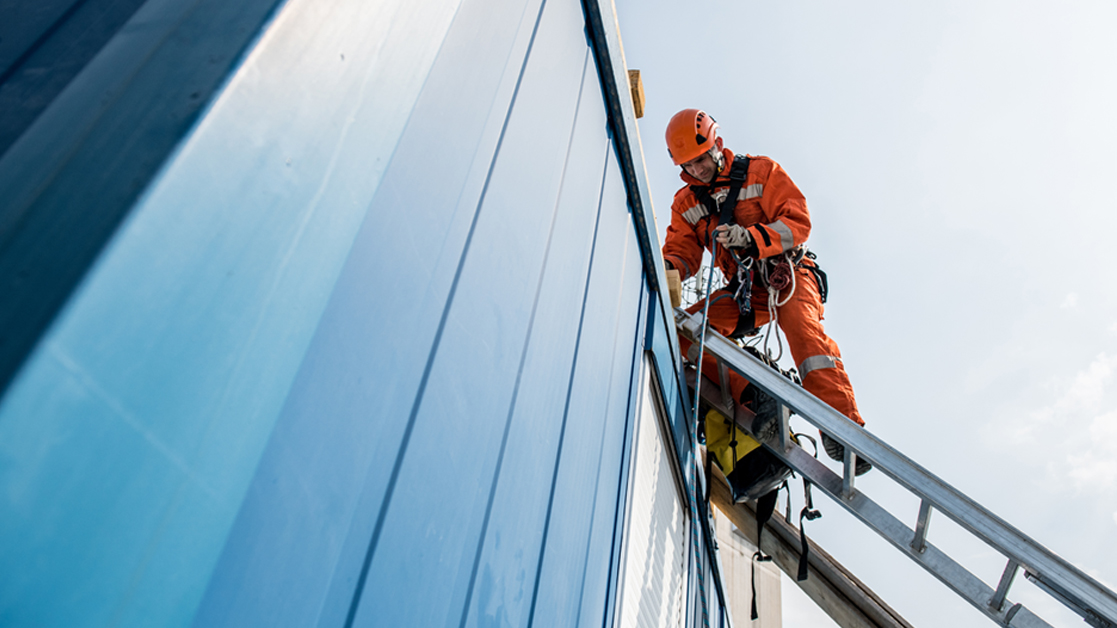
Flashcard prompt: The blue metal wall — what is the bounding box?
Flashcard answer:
[0,0,722,626]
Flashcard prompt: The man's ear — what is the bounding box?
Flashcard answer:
[715,136,724,150]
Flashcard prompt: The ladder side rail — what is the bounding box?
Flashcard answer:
[690,372,1051,627]
[676,310,1117,626]
[782,442,1052,628]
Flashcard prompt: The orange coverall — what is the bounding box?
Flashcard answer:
[663,149,863,426]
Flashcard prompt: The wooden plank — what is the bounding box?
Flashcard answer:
[666,267,682,308]
[627,69,644,118]
[714,506,782,626]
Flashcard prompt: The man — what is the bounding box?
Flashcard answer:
[661,108,869,474]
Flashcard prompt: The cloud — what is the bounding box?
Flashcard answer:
[1008,353,1117,438]
[1008,353,1117,490]
[1061,292,1080,309]
[1067,410,1117,487]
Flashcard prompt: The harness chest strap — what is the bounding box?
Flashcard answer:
[690,155,751,233]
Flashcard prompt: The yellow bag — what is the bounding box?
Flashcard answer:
[704,408,761,474]
[703,407,793,503]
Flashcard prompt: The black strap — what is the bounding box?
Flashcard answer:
[808,263,828,304]
[719,157,749,227]
[690,156,750,229]
[803,252,829,304]
[752,223,773,247]
[751,487,778,620]
[729,416,738,475]
[797,479,822,581]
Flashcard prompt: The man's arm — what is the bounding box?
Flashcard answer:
[662,193,705,280]
[745,158,812,259]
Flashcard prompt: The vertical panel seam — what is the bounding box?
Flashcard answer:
[570,185,636,626]
[598,273,647,628]
[341,0,552,625]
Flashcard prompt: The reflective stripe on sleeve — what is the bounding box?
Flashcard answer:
[769,219,795,251]
[798,355,839,378]
[737,183,763,201]
[683,205,709,225]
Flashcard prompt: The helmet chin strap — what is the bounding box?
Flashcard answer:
[709,147,725,183]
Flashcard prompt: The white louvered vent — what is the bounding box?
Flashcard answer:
[615,358,689,628]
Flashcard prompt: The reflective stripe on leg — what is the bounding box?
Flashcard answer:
[797,355,839,379]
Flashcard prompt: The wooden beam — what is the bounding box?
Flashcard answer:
[666,268,682,308]
[627,69,645,118]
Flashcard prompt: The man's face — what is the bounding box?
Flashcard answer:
[681,149,719,183]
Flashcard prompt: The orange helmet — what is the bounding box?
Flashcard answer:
[665,109,719,166]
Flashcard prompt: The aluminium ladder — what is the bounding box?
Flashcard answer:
[676,308,1117,628]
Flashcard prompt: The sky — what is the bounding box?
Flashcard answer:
[611,0,1117,626]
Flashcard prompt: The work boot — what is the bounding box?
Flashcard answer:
[820,432,872,476]
[744,384,780,442]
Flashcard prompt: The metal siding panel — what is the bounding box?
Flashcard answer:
[0,0,149,154]
[577,221,646,628]
[460,49,609,628]
[0,0,287,393]
[191,0,547,626]
[0,0,465,625]
[529,146,644,627]
[0,0,81,75]
[346,0,594,625]
[0,2,673,628]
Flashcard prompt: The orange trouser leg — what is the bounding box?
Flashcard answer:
[679,290,751,406]
[751,265,864,426]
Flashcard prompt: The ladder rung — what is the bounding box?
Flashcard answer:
[777,405,791,452]
[842,448,857,499]
[911,499,933,554]
[989,559,1020,612]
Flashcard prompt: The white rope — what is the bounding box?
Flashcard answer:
[760,252,799,363]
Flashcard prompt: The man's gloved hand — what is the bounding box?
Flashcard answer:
[714,224,752,249]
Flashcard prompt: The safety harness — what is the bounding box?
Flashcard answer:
[689,156,756,320]
[690,157,830,358]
